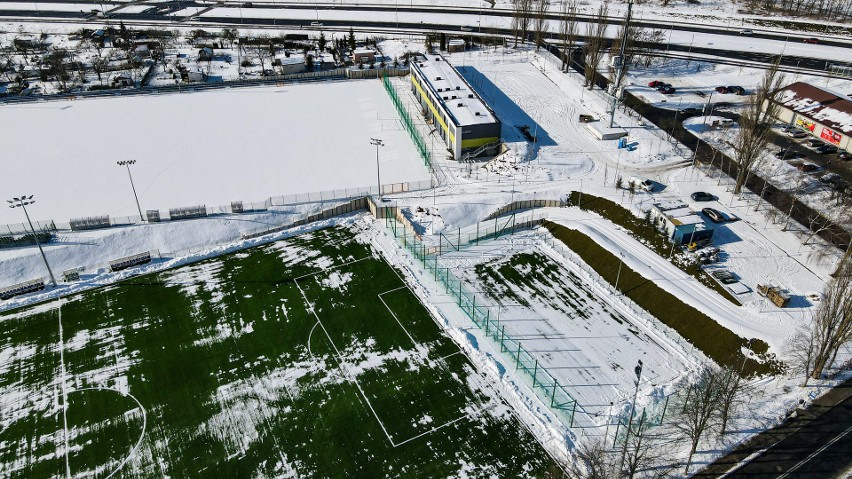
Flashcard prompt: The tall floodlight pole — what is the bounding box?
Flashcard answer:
[614,253,625,292]
[370,138,385,199]
[618,359,643,475]
[117,160,144,221]
[608,0,634,128]
[7,196,57,286]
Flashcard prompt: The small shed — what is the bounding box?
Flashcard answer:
[278,56,305,75]
[352,48,376,64]
[447,39,466,52]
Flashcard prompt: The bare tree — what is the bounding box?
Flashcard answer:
[583,2,609,89]
[559,0,578,72]
[568,436,620,479]
[621,417,676,479]
[732,57,785,195]
[92,50,113,84]
[511,0,533,47]
[714,367,748,435]
[786,322,818,387]
[674,368,718,474]
[533,0,550,50]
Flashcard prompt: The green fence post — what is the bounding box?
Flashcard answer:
[550,381,557,407]
[659,395,670,425]
[570,400,577,428]
[485,309,490,334]
[500,325,505,351]
[476,222,480,245]
[532,359,539,388]
[472,295,476,319]
[515,341,522,369]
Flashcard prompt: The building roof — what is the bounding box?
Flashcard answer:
[411,55,497,127]
[774,82,852,135]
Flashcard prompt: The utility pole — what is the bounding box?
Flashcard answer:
[117,160,144,221]
[8,196,57,286]
[371,138,384,199]
[608,0,633,128]
[619,360,643,476]
[615,252,625,291]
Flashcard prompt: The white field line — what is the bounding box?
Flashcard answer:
[69,387,147,479]
[391,411,475,448]
[291,255,372,282]
[377,289,419,349]
[435,350,463,363]
[293,278,396,446]
[306,320,320,358]
[57,301,71,479]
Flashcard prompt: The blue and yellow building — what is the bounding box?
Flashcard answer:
[410,55,501,160]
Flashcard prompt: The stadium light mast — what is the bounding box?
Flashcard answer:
[116,160,144,221]
[618,359,643,475]
[7,195,57,286]
[370,138,385,199]
[608,0,634,128]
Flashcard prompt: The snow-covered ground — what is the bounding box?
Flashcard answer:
[0,80,430,225]
[1,34,850,475]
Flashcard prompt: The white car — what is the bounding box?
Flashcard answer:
[628,176,655,192]
[739,29,754,36]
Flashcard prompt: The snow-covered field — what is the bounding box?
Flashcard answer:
[0,80,430,225]
[1,28,850,476]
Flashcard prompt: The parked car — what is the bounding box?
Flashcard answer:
[678,107,701,116]
[691,191,714,201]
[648,80,662,87]
[816,145,838,154]
[803,37,819,44]
[806,138,825,147]
[655,82,672,91]
[628,177,655,192]
[660,86,676,94]
[819,172,842,184]
[727,86,745,95]
[739,29,754,36]
[790,131,809,139]
[839,151,851,161]
[774,148,801,159]
[702,208,725,223]
[796,163,819,172]
[715,86,729,94]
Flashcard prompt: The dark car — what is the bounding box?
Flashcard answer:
[702,208,725,223]
[806,138,824,147]
[678,107,701,116]
[816,145,838,154]
[691,191,714,201]
[774,149,801,159]
[803,37,819,44]
[839,151,851,161]
[660,86,676,94]
[715,86,729,94]
[727,86,745,95]
[796,163,819,172]
[655,82,672,91]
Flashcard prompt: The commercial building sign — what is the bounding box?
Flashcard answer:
[796,116,817,132]
[820,126,842,145]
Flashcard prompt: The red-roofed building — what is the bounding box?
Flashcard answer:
[770,82,851,152]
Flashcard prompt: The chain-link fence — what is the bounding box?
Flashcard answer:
[383,72,431,168]
[380,209,580,428]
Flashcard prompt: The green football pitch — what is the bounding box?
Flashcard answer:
[0,225,562,478]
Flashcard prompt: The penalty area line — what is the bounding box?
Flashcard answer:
[294,278,396,447]
[392,409,479,448]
